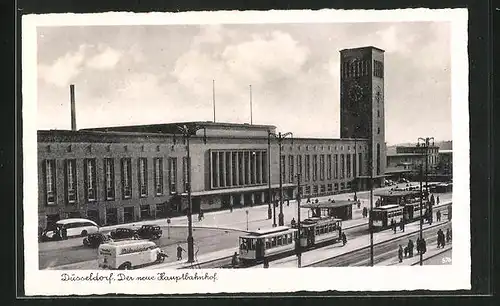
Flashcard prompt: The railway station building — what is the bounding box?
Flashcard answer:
[37,46,388,228]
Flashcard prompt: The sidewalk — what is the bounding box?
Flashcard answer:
[98,182,440,232]
[379,245,453,266]
[251,218,451,268]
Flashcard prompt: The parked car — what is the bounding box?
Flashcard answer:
[40,218,99,242]
[110,228,138,240]
[136,225,162,240]
[83,232,112,248]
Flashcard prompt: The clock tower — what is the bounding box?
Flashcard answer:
[340,46,386,181]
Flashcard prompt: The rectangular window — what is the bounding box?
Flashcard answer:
[341,154,345,179]
[327,184,333,192]
[262,151,268,184]
[228,152,234,185]
[305,185,311,194]
[327,154,332,180]
[280,155,286,181]
[346,154,351,178]
[232,152,238,186]
[320,155,325,181]
[84,158,97,202]
[244,152,249,185]
[238,152,244,185]
[256,152,261,184]
[44,159,56,205]
[297,155,302,178]
[305,155,310,182]
[352,153,356,178]
[121,158,132,199]
[211,152,218,188]
[153,158,163,196]
[104,158,115,200]
[168,157,177,193]
[65,159,77,204]
[312,155,318,181]
[250,152,256,185]
[288,155,294,183]
[138,158,148,197]
[313,185,319,194]
[320,185,326,193]
[219,152,225,187]
[183,157,190,192]
[334,154,339,179]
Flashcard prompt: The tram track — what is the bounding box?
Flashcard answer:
[305,220,450,267]
[182,202,451,269]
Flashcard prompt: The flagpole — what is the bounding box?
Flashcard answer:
[213,80,216,122]
[250,85,253,125]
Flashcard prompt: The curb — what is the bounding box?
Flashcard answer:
[305,220,452,267]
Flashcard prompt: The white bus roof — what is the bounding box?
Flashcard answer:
[376,204,402,210]
[248,226,291,236]
[240,228,297,239]
[56,218,98,225]
[101,239,155,247]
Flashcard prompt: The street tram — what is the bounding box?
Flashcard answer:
[238,226,297,264]
[371,204,404,229]
[374,189,430,224]
[297,216,342,248]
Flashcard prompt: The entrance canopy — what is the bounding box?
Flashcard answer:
[180,183,296,197]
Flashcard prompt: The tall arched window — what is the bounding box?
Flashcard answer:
[376,143,381,175]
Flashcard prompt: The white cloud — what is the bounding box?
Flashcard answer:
[86,46,122,70]
[38,45,87,87]
[222,31,310,83]
[192,24,224,46]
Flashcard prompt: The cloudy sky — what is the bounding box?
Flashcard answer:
[37,22,451,145]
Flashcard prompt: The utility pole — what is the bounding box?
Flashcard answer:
[176,124,207,263]
[268,131,275,225]
[418,137,435,223]
[296,172,302,268]
[369,133,374,267]
[269,131,293,226]
[419,164,424,266]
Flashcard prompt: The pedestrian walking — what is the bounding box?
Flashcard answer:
[422,238,427,254]
[398,245,404,263]
[263,258,269,269]
[391,219,396,234]
[177,244,185,260]
[408,239,414,257]
[230,205,233,213]
[437,196,440,205]
[399,218,404,232]
[157,250,168,262]
[341,232,347,246]
[61,227,68,240]
[404,246,408,258]
[290,218,296,228]
[231,252,239,268]
[436,229,443,248]
[446,228,452,242]
[436,210,441,222]
[416,238,422,255]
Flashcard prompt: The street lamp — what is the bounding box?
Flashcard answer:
[267,133,273,222]
[418,163,424,266]
[269,131,293,226]
[175,123,207,263]
[295,172,302,268]
[418,137,435,216]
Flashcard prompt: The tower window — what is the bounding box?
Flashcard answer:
[374,60,384,78]
[377,109,380,117]
[377,127,381,134]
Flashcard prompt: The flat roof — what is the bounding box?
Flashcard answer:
[375,204,401,210]
[340,46,385,53]
[374,190,422,197]
[301,200,354,209]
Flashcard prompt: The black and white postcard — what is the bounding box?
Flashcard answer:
[22,8,469,295]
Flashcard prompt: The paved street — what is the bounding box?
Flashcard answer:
[40,183,451,270]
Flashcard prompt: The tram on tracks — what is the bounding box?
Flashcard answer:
[372,189,431,230]
[238,216,343,265]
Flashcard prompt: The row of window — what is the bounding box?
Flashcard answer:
[315,223,340,236]
[341,60,384,79]
[211,150,268,189]
[300,182,353,196]
[43,157,180,206]
[285,153,364,184]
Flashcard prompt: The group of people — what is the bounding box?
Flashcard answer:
[437,228,452,248]
[391,219,406,234]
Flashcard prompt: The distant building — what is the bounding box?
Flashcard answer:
[437,149,452,175]
[37,46,387,229]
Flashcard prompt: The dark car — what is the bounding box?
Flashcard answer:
[109,228,138,240]
[136,225,162,240]
[83,232,111,248]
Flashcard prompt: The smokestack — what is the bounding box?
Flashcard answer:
[70,84,77,131]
